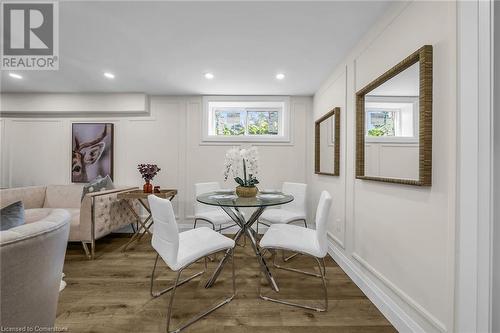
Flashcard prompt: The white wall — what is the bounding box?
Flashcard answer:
[308,2,456,332]
[0,95,311,227]
[493,0,500,331]
[365,142,419,179]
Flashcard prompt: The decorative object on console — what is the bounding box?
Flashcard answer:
[81,175,115,201]
[0,201,25,231]
[72,123,114,183]
[137,164,161,193]
[223,146,259,197]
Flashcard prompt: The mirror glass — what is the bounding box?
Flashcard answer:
[315,108,339,176]
[364,62,420,180]
[319,116,335,174]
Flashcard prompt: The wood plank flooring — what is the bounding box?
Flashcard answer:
[56,234,396,333]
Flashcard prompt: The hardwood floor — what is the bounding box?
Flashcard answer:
[56,234,396,333]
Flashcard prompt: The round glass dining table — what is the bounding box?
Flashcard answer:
[197,191,294,292]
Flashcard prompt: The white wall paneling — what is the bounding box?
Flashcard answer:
[309,65,347,249]
[364,143,419,179]
[493,1,500,331]
[0,95,310,227]
[309,2,456,332]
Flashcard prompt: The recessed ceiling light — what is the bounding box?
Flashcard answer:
[204,72,214,80]
[9,73,22,79]
[275,73,285,80]
[103,72,115,79]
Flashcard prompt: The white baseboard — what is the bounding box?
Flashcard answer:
[327,239,425,333]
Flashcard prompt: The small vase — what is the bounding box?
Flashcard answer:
[143,181,153,193]
[236,186,258,198]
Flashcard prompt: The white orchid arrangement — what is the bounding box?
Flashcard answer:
[223,146,260,187]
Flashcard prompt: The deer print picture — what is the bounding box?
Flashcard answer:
[72,123,114,183]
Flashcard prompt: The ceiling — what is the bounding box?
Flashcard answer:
[1,1,390,95]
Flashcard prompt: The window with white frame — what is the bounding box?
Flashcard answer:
[202,96,290,143]
[365,96,419,142]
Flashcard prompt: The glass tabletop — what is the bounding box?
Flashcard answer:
[196,191,294,208]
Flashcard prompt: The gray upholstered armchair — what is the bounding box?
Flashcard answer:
[0,185,139,259]
[0,209,70,329]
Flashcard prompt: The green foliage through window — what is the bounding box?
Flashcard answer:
[214,108,279,136]
[366,111,395,137]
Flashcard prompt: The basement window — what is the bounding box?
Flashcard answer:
[202,96,290,143]
[365,96,419,143]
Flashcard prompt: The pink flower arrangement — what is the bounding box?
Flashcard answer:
[137,164,161,182]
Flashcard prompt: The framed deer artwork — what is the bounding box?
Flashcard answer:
[72,123,114,183]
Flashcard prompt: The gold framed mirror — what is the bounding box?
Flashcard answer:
[356,45,432,186]
[315,107,340,176]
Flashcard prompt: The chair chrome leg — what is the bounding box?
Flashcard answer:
[150,254,205,298]
[321,258,327,277]
[273,252,324,278]
[282,251,300,262]
[260,250,328,312]
[162,249,236,333]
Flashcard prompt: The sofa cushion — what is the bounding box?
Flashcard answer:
[25,208,53,224]
[24,208,80,241]
[0,201,25,231]
[43,185,83,209]
[0,186,46,209]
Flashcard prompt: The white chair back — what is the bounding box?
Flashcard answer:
[194,182,221,214]
[315,191,332,256]
[148,195,179,269]
[282,182,307,215]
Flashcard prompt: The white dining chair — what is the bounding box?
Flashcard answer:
[257,182,307,232]
[194,182,237,232]
[148,195,236,333]
[258,190,332,312]
[257,182,307,260]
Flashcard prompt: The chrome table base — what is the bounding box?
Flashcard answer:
[205,205,280,292]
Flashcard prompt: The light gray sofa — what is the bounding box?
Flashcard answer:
[0,184,138,259]
[0,209,70,329]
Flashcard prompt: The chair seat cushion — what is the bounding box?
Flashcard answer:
[260,208,306,224]
[259,224,325,258]
[170,227,235,271]
[195,210,236,226]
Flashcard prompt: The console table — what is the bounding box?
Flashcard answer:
[118,189,177,251]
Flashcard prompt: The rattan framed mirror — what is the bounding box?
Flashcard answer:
[315,107,340,176]
[355,45,432,186]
